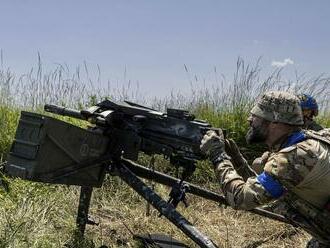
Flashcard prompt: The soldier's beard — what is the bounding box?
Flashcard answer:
[245,126,268,144]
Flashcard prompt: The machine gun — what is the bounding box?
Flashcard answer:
[44,99,216,176]
[5,100,289,248]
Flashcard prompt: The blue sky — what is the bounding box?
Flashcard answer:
[0,0,329,97]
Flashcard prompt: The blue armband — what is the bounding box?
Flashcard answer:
[256,172,284,198]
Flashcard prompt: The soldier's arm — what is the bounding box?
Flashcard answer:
[224,139,257,180]
[215,139,322,210]
[214,158,276,210]
[263,140,319,190]
[201,131,285,210]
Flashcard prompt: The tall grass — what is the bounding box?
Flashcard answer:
[1,55,329,113]
[0,54,145,110]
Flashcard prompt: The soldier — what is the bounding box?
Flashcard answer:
[201,91,330,247]
[250,93,324,175]
[297,93,324,131]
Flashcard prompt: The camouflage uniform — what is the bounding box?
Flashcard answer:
[201,91,330,247]
[250,151,270,175]
[251,93,324,175]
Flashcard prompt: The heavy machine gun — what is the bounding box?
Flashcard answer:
[45,99,214,176]
[5,100,289,248]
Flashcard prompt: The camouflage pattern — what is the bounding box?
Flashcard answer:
[263,133,330,208]
[200,130,226,164]
[251,151,270,175]
[201,91,329,245]
[224,138,257,180]
[251,91,323,176]
[250,120,323,176]
[213,130,330,244]
[214,159,273,209]
[251,91,304,125]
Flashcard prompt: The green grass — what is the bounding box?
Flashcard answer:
[0,180,75,248]
[0,107,20,159]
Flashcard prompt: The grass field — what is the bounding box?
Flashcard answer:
[0,58,329,247]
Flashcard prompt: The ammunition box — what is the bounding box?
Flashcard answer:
[6,111,109,187]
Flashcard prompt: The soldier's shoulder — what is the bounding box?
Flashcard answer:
[263,139,319,180]
[296,138,319,156]
[306,128,330,140]
[281,138,320,165]
[263,150,292,178]
[278,136,320,157]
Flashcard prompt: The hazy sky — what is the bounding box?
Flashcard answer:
[1,1,329,97]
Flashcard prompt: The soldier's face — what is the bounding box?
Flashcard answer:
[245,115,269,144]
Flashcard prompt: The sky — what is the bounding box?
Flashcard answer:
[0,0,329,98]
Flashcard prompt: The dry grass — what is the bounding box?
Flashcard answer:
[89,184,311,248]
[0,177,312,248]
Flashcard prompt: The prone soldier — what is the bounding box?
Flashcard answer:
[201,91,330,247]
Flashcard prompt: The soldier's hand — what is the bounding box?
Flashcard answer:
[200,130,225,163]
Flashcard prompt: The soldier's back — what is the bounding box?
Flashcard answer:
[264,132,330,208]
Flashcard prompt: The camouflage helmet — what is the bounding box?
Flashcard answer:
[251,91,304,125]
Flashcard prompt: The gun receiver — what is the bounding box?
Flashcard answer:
[45,100,215,168]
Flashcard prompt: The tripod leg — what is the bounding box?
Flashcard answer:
[115,161,219,248]
[76,186,93,236]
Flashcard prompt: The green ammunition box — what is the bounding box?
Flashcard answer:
[6,111,110,187]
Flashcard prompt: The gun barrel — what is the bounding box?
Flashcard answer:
[44,104,85,120]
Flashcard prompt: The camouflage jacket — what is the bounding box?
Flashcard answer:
[215,129,330,244]
[250,120,323,175]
